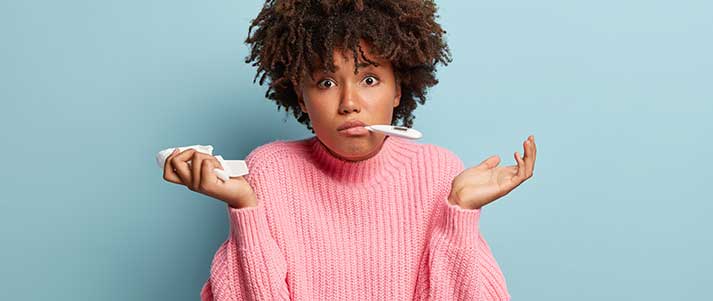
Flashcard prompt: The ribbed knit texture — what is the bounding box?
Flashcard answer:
[200,135,510,300]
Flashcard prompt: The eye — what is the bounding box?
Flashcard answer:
[363,75,379,86]
[317,79,335,89]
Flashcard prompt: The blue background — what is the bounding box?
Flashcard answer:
[1,0,711,299]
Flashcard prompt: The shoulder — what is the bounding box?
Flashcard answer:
[418,142,464,172]
[244,138,308,172]
[242,138,308,198]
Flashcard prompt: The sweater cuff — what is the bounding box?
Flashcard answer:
[227,200,273,250]
[438,197,482,247]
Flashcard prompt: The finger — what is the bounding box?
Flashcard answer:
[172,149,197,188]
[213,158,224,171]
[530,136,536,172]
[514,150,525,180]
[523,137,534,178]
[200,159,221,193]
[163,148,182,184]
[192,154,221,191]
[477,155,500,170]
[192,153,205,191]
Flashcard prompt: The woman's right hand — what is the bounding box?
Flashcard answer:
[163,148,258,209]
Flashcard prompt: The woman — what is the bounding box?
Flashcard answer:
[163,0,536,299]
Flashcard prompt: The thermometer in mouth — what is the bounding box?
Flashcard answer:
[364,125,423,140]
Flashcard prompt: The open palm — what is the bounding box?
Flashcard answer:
[448,135,537,210]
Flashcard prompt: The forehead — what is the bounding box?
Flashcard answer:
[311,48,389,74]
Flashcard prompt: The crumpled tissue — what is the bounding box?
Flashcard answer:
[156,144,248,182]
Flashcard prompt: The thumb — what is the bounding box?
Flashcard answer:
[477,155,500,170]
[201,159,220,186]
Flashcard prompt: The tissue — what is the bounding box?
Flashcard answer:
[156,144,249,182]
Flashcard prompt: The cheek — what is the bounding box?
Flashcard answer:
[302,93,335,121]
[363,87,396,113]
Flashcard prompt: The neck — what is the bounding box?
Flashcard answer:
[306,135,416,185]
[320,136,390,162]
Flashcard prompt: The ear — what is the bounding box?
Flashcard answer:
[294,81,308,113]
[298,97,307,113]
[393,81,401,108]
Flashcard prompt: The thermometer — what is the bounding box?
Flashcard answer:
[364,125,423,140]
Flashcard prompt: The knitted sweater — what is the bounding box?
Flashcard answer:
[200,135,511,300]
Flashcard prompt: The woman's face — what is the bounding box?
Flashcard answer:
[297,41,401,162]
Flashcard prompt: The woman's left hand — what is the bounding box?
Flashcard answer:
[448,135,537,210]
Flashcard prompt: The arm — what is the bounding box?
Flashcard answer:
[413,147,511,300]
[201,150,290,300]
[201,202,290,301]
[413,199,511,301]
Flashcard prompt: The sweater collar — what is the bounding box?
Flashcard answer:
[307,135,414,185]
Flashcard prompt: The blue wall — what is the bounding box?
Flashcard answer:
[1,0,711,299]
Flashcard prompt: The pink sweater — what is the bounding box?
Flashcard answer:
[200,135,511,300]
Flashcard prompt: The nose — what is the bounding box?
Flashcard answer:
[338,82,361,114]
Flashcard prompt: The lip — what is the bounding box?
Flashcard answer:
[337,119,368,131]
[338,126,370,136]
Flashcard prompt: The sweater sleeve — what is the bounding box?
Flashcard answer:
[200,147,291,301]
[413,149,511,300]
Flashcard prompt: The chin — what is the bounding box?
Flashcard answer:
[339,141,370,153]
[341,138,381,155]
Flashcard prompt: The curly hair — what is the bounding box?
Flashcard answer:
[244,0,452,133]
